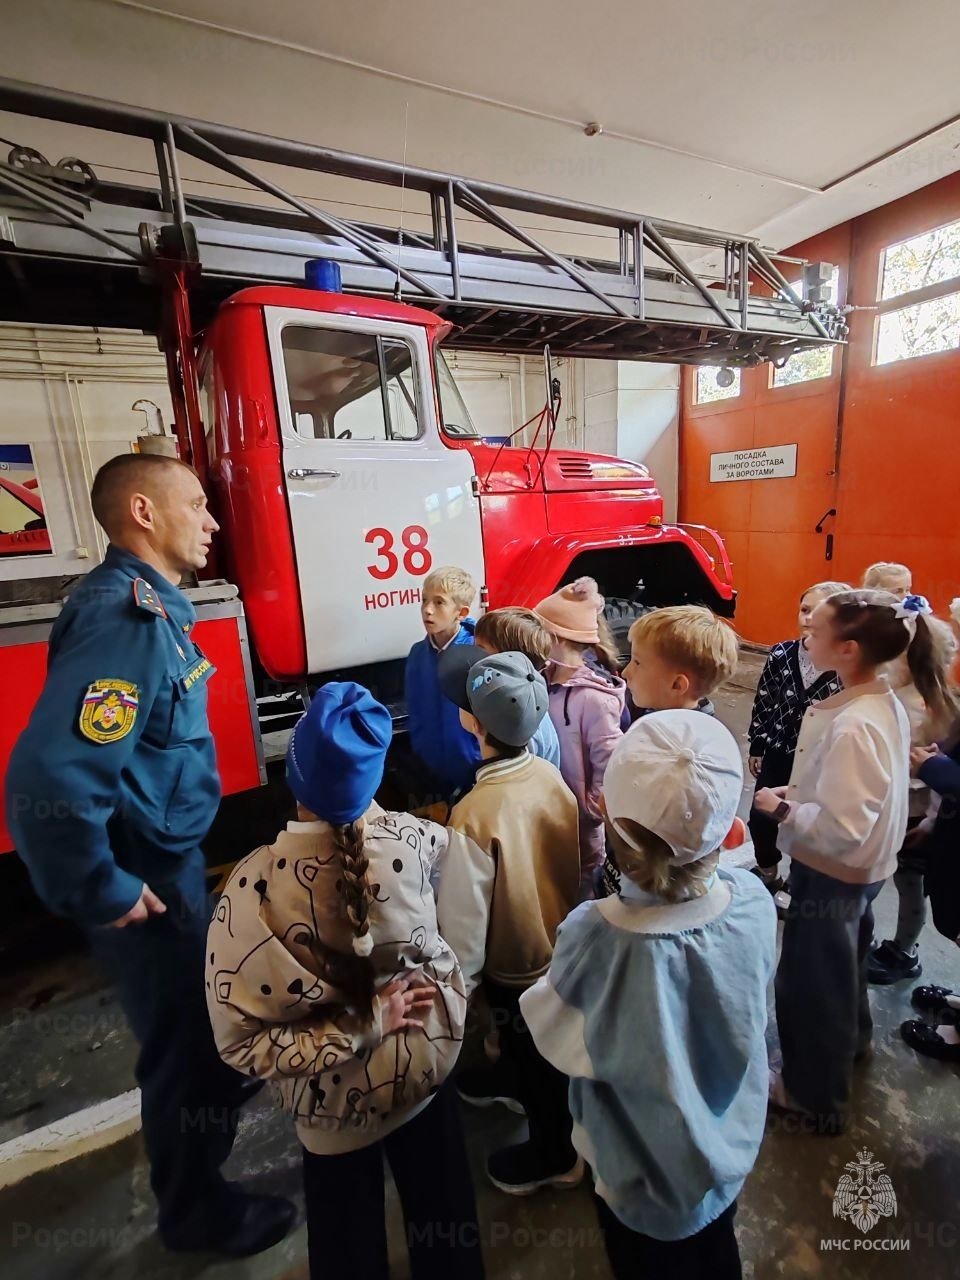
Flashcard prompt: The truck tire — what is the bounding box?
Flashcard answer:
[603,598,651,664]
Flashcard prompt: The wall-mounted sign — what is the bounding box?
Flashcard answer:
[0,444,51,556]
[710,444,797,483]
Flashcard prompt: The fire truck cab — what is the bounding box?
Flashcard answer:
[204,283,733,687]
[204,287,483,682]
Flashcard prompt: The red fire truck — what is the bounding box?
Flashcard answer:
[0,81,844,853]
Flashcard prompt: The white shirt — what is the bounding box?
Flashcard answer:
[777,678,910,885]
[428,629,461,654]
[797,641,823,690]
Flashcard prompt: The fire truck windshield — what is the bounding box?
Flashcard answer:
[436,352,480,438]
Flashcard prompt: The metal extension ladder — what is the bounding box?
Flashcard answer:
[0,78,845,365]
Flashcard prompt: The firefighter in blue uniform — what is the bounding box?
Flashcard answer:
[5,453,294,1257]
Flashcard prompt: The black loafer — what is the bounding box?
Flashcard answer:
[900,1020,960,1062]
[163,1193,296,1257]
[910,984,956,1015]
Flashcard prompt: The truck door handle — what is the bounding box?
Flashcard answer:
[287,468,341,479]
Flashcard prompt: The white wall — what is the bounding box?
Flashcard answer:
[444,351,585,451]
[615,361,680,522]
[442,352,528,442]
[581,359,679,519]
[0,325,172,581]
[453,350,679,515]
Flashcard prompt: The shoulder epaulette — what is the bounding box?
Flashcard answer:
[133,577,167,619]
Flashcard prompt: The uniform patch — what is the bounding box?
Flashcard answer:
[79,679,140,744]
[181,656,214,693]
[133,578,167,618]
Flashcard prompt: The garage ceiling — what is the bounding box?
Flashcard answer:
[2,0,960,256]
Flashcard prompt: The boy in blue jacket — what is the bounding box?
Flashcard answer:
[521,710,776,1279]
[405,565,481,796]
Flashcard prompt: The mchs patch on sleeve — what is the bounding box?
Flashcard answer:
[79,679,140,744]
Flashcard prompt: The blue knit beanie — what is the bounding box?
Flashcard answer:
[286,682,392,824]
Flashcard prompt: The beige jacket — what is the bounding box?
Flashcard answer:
[777,679,910,885]
[436,752,581,990]
[889,677,954,818]
[205,805,467,1154]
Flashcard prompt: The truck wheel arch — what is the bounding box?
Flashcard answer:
[554,543,736,621]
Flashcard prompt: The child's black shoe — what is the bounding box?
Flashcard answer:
[868,940,922,985]
[486,1141,584,1196]
[900,1019,960,1061]
[910,983,958,1017]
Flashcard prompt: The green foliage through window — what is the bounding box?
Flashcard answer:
[881,220,960,302]
[876,292,960,365]
[772,346,834,387]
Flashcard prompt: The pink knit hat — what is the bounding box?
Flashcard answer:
[534,577,605,644]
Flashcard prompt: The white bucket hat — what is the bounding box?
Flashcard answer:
[603,709,743,866]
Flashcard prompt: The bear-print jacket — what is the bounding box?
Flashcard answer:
[206,803,468,1155]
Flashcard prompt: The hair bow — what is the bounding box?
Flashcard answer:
[895,594,933,620]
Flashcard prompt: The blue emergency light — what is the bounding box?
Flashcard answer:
[305,259,342,292]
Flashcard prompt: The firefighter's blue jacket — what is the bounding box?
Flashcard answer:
[6,545,221,924]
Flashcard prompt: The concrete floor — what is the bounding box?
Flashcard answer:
[1,654,958,1279]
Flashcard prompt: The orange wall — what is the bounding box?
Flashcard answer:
[680,175,960,644]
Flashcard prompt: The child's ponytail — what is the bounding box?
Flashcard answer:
[593,614,622,675]
[331,818,377,1018]
[905,611,960,738]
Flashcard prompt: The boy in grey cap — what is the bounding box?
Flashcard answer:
[435,650,583,1196]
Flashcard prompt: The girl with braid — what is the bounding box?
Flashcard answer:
[206,683,484,1280]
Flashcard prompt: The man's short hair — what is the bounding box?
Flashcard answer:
[628,606,738,698]
[474,607,552,670]
[422,565,476,609]
[90,453,196,537]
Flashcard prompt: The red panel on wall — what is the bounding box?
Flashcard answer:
[680,185,960,643]
[679,223,849,644]
[832,173,960,614]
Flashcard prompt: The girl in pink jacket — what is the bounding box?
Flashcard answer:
[535,578,626,895]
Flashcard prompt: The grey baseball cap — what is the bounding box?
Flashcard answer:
[464,651,549,747]
[437,644,487,712]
